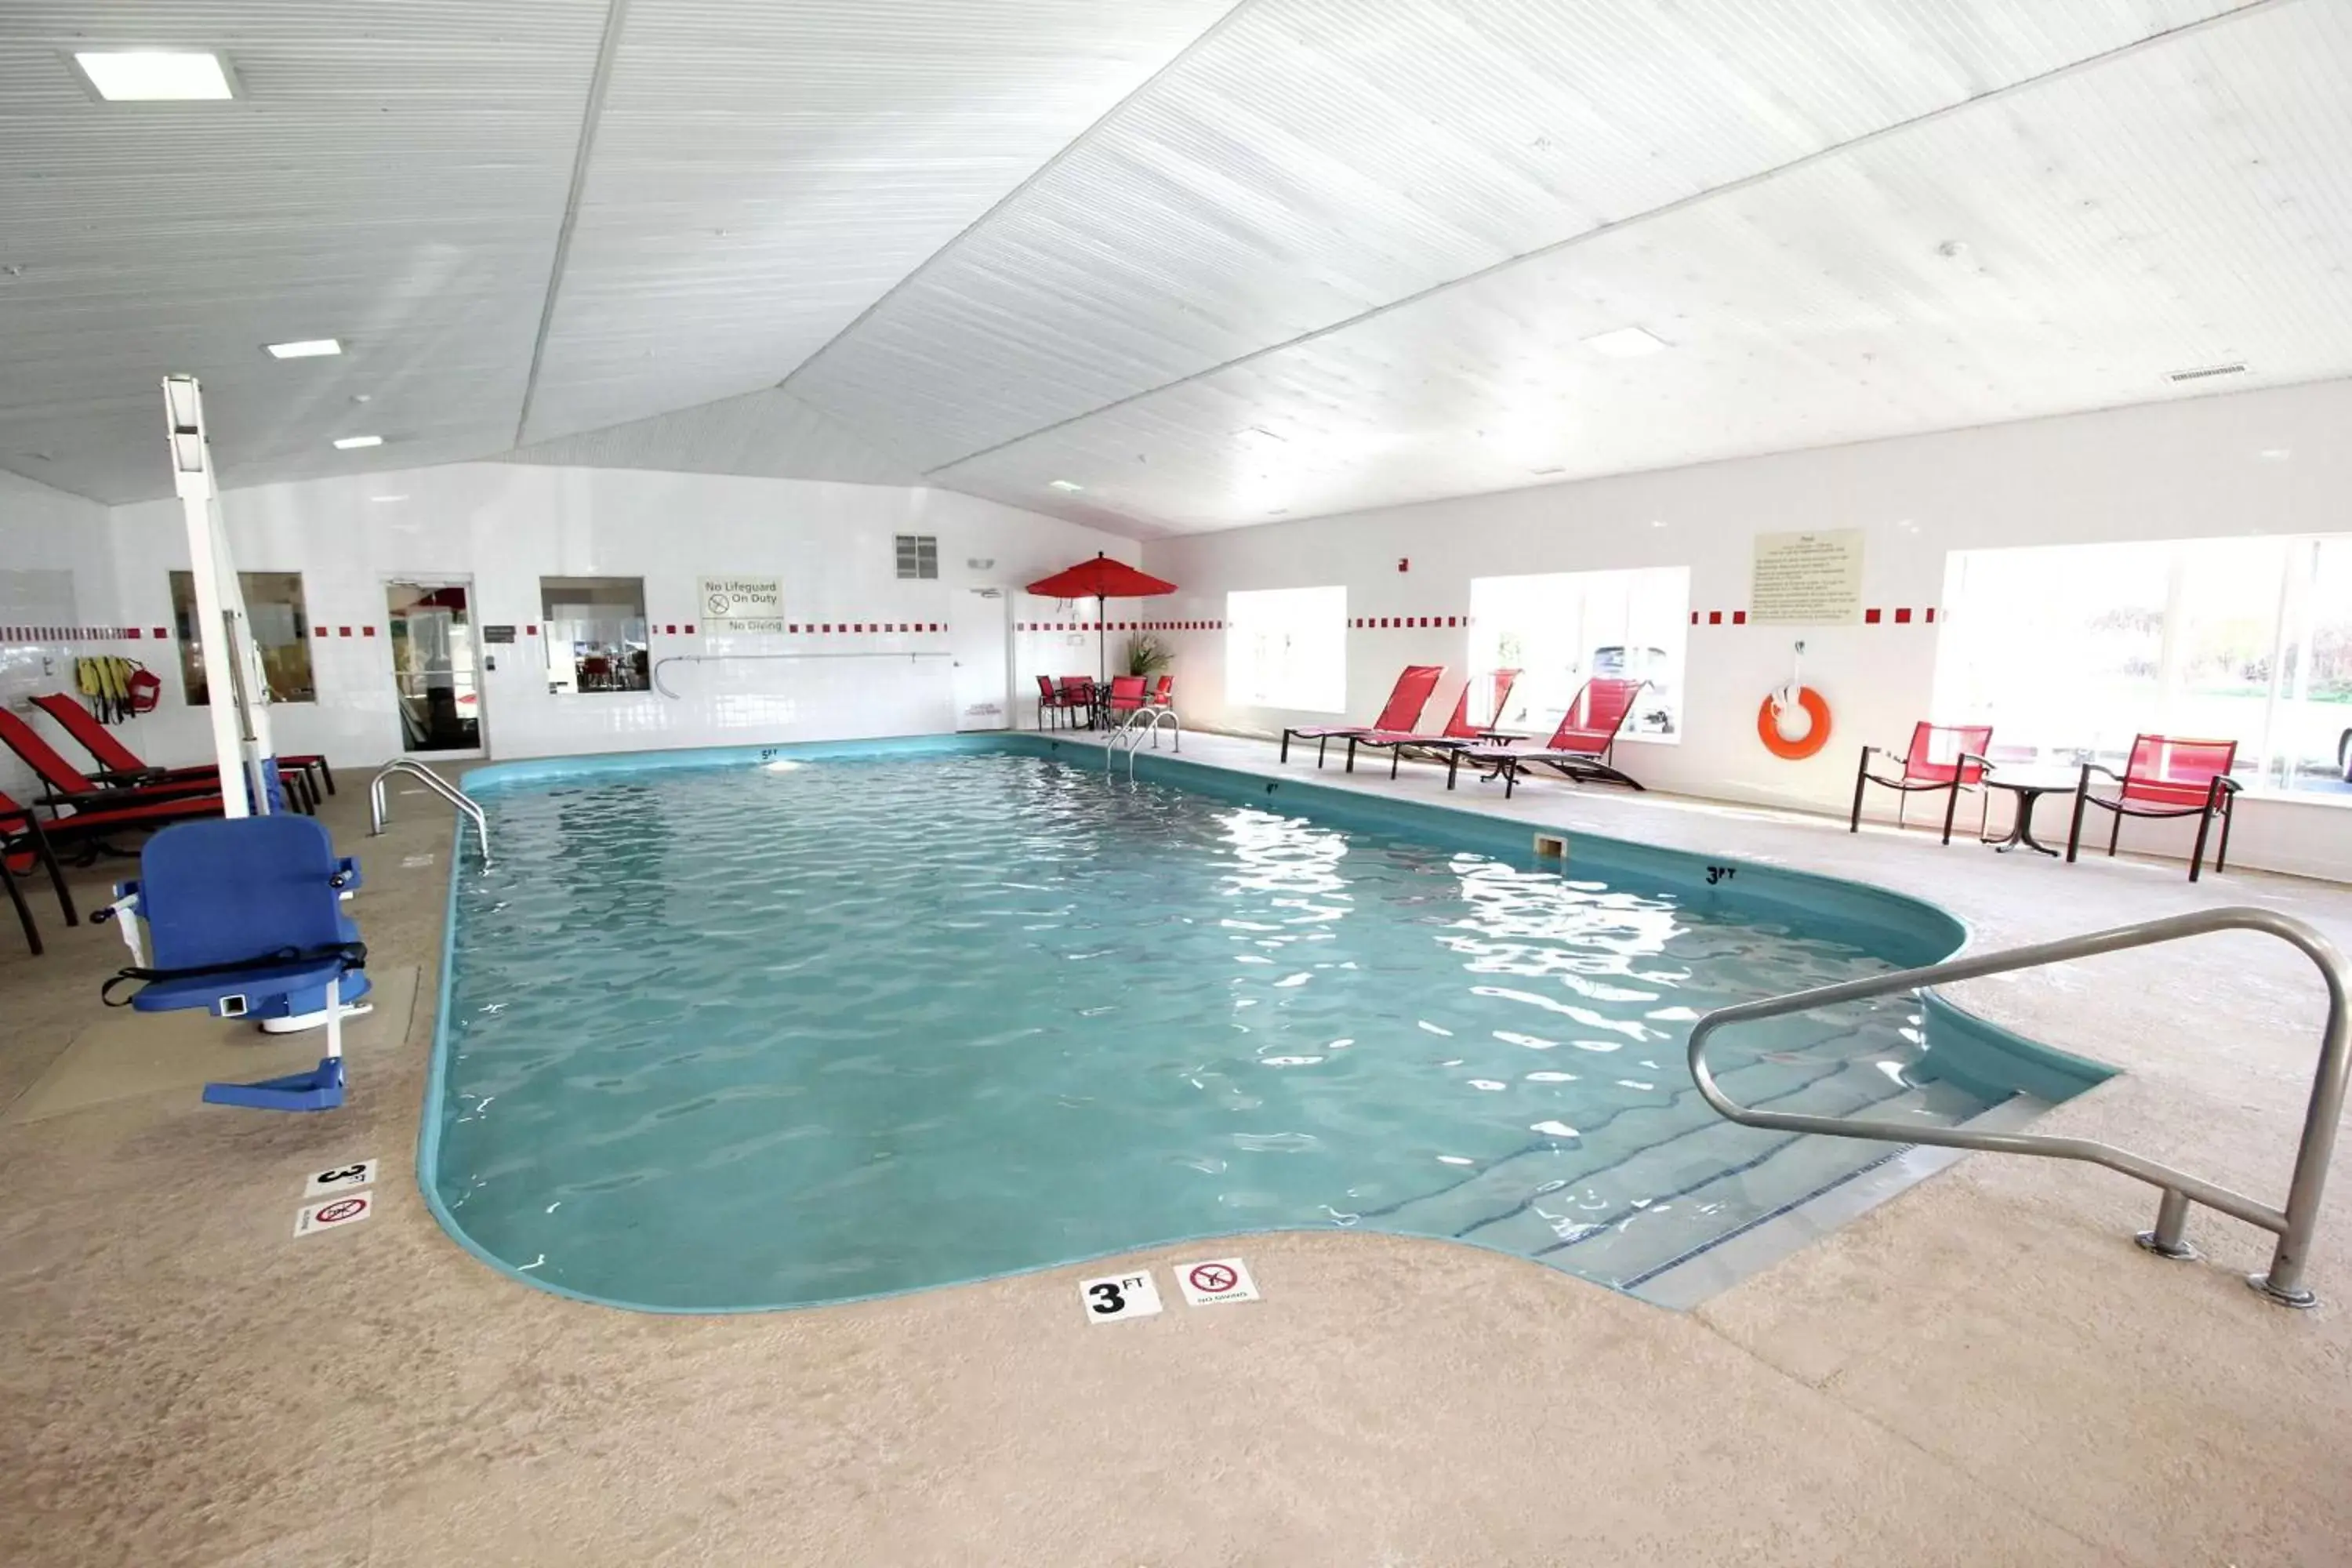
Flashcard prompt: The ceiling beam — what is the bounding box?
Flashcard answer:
[774,0,1263,405]
[515,0,633,448]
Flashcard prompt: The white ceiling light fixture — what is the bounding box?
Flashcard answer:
[265,338,342,359]
[332,434,383,450]
[71,50,238,102]
[1048,478,1083,492]
[1582,326,1671,359]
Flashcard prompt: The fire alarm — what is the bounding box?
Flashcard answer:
[1397,557,1410,572]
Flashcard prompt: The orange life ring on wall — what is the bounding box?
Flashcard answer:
[1757,686,1832,760]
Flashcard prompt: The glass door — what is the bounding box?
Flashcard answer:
[385,580,483,754]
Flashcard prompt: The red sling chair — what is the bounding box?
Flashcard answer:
[1446,677,1647,797]
[31,691,333,797]
[1033,675,1087,730]
[2067,735,2240,883]
[1280,666,1444,768]
[1347,670,1522,778]
[1848,722,1994,845]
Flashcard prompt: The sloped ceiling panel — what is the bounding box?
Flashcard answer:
[0,1,604,504]
[499,386,919,485]
[932,0,2352,534]
[784,0,2258,474]
[517,0,1238,445]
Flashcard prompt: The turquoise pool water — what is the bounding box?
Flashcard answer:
[426,741,2057,1312]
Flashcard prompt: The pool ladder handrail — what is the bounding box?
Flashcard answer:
[1687,905,2348,1307]
[1107,706,1181,780]
[368,757,492,870]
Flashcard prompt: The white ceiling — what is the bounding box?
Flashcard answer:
[5,0,2347,535]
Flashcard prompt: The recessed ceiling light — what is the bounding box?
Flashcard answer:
[1649,520,1668,528]
[1048,479,1083,492]
[332,434,383,450]
[72,50,237,102]
[1582,326,1670,358]
[265,338,341,359]
[2259,448,2292,460]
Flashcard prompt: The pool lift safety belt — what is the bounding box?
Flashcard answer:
[86,379,368,1111]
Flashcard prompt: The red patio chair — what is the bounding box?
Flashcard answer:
[2067,735,2241,882]
[1848,722,1994,845]
[31,691,333,798]
[1149,675,1173,707]
[1445,678,1646,797]
[1058,676,1099,728]
[1348,670,1522,778]
[1104,674,1149,724]
[0,710,314,816]
[1280,666,1445,768]
[1034,674,1087,730]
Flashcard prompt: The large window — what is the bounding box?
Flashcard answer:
[1936,536,2352,796]
[1225,586,1347,713]
[170,570,314,705]
[1468,568,1689,741]
[541,576,650,694]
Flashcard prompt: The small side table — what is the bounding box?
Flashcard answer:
[1978,767,2079,857]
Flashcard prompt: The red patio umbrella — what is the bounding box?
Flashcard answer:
[1026,552,1178,686]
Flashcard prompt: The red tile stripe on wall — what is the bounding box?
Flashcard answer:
[1690,608,1937,625]
[0,626,147,642]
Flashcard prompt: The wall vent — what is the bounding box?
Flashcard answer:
[1533,833,1568,861]
[894,535,938,579]
[2165,363,2246,383]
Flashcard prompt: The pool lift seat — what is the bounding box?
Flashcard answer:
[96,815,371,1112]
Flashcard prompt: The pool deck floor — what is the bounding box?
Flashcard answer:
[5,731,2352,1566]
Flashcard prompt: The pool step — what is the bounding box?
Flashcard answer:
[1369,1053,1865,1240]
[1461,1065,1979,1273]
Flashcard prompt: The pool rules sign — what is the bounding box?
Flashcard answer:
[699,575,784,634]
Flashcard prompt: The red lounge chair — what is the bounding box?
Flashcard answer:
[1348,669,1522,778]
[1446,677,1646,797]
[32,692,333,797]
[2,786,227,927]
[0,709,313,816]
[1280,665,1445,768]
[2067,735,2241,882]
[1848,722,1994,845]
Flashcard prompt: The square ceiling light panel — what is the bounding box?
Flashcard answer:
[71,51,238,102]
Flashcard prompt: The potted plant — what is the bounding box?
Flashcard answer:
[1123,633,1172,679]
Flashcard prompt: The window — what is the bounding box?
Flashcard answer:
[170,570,314,704]
[1468,568,1689,741]
[1225,586,1347,713]
[895,535,938,580]
[1936,535,2352,797]
[540,576,650,693]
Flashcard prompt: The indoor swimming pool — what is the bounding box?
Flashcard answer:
[423,738,2096,1312]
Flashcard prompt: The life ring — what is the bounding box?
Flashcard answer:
[1757,685,1831,760]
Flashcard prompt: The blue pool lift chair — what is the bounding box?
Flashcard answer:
[97,815,371,1112]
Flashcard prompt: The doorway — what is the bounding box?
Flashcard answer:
[385,579,485,755]
[950,587,1011,731]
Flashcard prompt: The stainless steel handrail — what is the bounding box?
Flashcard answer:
[1688,906,2348,1307]
[368,758,492,869]
[1105,706,1181,780]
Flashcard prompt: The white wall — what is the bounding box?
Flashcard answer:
[1144,378,2352,882]
[0,469,119,803]
[3,463,1133,776]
